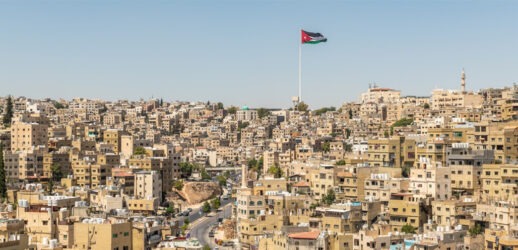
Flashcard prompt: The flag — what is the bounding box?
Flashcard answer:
[301,30,327,44]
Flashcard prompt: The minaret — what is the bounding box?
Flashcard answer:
[241,164,248,188]
[461,68,466,93]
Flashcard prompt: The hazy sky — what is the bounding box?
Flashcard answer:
[1,1,517,108]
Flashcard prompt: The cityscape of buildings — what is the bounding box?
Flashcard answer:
[0,72,517,250]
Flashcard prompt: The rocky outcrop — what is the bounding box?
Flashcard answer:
[178,181,222,205]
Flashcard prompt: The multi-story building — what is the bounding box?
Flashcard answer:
[388,193,429,232]
[73,217,132,250]
[134,170,162,201]
[480,164,518,203]
[10,122,48,151]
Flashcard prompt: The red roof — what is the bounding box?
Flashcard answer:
[288,231,320,240]
[293,181,310,187]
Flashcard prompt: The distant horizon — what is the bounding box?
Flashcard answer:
[5,81,515,111]
[1,1,517,108]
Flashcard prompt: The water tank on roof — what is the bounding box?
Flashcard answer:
[42,237,49,246]
[49,239,58,248]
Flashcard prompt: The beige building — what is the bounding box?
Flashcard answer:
[10,122,48,151]
[0,219,29,250]
[360,87,401,104]
[480,164,518,203]
[388,193,428,232]
[73,217,132,250]
[432,198,476,228]
[134,170,162,201]
[410,158,451,200]
[431,89,483,110]
[103,129,124,154]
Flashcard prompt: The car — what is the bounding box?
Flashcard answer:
[222,241,234,247]
[187,208,193,212]
[208,231,215,237]
[218,217,223,223]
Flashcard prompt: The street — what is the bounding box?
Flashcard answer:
[190,203,233,249]
[173,194,232,229]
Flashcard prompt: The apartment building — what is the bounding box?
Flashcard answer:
[10,121,48,151]
[73,217,132,250]
[448,144,494,196]
[388,193,428,232]
[134,170,162,201]
[480,164,518,203]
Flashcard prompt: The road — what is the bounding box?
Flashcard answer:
[190,203,233,248]
[174,197,232,229]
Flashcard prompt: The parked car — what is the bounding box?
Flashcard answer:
[208,231,215,237]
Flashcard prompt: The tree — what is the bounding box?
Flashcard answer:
[47,179,54,195]
[323,189,336,206]
[201,168,211,180]
[179,162,195,177]
[166,204,175,215]
[217,102,224,110]
[345,144,353,152]
[211,198,221,210]
[0,143,6,200]
[227,106,238,114]
[296,102,309,112]
[216,175,227,187]
[314,106,336,116]
[180,224,188,235]
[401,224,416,234]
[348,109,353,119]
[248,158,263,175]
[322,142,331,153]
[202,245,211,250]
[223,170,231,179]
[345,128,351,139]
[267,165,283,178]
[53,101,65,109]
[309,203,319,210]
[392,118,414,128]
[134,146,146,155]
[238,121,249,131]
[384,130,389,138]
[469,224,483,236]
[257,108,270,119]
[3,96,13,127]
[402,166,411,178]
[202,201,211,213]
[335,160,346,166]
[423,103,430,109]
[173,180,184,190]
[50,164,63,182]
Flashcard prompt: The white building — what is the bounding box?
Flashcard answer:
[134,171,162,201]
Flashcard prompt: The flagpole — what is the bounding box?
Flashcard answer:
[298,34,302,102]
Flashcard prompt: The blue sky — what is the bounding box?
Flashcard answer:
[1,1,517,108]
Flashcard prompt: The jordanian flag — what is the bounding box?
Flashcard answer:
[301,30,327,44]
